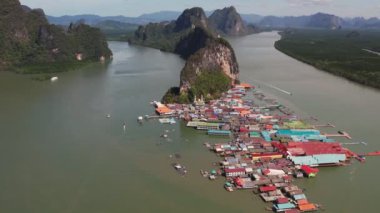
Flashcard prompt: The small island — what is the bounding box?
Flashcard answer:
[0,0,112,74]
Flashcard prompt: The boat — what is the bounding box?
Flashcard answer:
[169,118,176,124]
[365,151,380,156]
[106,114,111,118]
[294,172,304,178]
[200,170,209,177]
[159,118,176,124]
[137,116,143,122]
[209,175,216,180]
[204,142,211,148]
[224,182,234,192]
[50,76,58,82]
[172,163,187,176]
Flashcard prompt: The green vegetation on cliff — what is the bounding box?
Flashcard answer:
[275,29,380,89]
[190,71,231,99]
[0,0,112,73]
[130,23,192,52]
[162,71,231,104]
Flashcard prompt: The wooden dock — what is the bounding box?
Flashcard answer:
[252,105,281,110]
[323,131,352,139]
[144,114,179,119]
[313,123,336,128]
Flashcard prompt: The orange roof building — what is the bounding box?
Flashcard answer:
[156,106,172,115]
[238,83,254,89]
[298,203,318,211]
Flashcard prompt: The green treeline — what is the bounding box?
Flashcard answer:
[275,29,380,89]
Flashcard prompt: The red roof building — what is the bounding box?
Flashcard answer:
[274,141,350,157]
[225,168,246,177]
[260,185,277,192]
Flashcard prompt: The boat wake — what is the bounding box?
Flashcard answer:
[267,84,292,95]
[250,79,292,95]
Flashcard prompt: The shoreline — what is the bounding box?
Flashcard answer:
[1,60,111,77]
[274,32,380,91]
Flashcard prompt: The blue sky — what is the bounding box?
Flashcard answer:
[20,0,380,18]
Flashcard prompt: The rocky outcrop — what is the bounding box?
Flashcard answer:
[129,7,211,52]
[179,28,239,90]
[174,27,211,59]
[130,7,240,103]
[174,7,208,32]
[129,6,257,53]
[208,6,248,36]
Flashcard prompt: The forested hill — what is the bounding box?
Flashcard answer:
[0,0,112,73]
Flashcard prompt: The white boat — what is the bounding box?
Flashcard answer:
[50,76,58,82]
[159,118,176,124]
[172,163,187,175]
[159,118,171,124]
[169,118,176,124]
[224,182,234,192]
[209,175,216,180]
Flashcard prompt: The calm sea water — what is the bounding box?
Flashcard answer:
[0,32,379,213]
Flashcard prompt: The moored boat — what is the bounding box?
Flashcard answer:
[224,182,234,192]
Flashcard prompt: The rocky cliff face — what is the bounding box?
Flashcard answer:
[174,27,210,59]
[171,26,239,103]
[0,0,112,71]
[129,7,210,52]
[179,28,239,91]
[208,6,248,36]
[308,13,343,29]
[174,7,208,32]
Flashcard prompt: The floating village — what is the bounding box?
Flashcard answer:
[140,83,379,213]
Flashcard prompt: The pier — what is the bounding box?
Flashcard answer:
[143,114,179,119]
[252,105,281,110]
[323,131,352,139]
[313,123,336,128]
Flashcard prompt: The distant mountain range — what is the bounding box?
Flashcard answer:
[94,20,138,35]
[46,12,183,26]
[47,11,380,30]
[46,11,256,26]
[258,13,380,30]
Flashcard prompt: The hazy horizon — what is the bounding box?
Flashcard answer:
[20,0,380,19]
